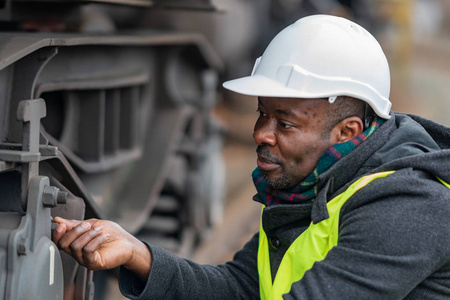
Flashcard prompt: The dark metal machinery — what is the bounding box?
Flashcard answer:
[0,1,225,299]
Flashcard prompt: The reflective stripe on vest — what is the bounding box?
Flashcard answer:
[438,177,450,189]
[258,171,395,300]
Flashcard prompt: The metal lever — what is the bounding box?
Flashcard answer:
[16,99,46,208]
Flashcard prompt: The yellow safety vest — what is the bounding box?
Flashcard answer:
[258,171,396,300]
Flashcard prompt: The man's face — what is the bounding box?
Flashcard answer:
[253,97,336,189]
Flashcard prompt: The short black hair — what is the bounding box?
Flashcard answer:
[323,96,367,135]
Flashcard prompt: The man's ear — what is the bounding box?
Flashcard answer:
[331,116,364,144]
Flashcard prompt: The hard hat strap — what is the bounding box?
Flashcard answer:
[363,103,375,130]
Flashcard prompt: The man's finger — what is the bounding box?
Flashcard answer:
[52,223,67,246]
[57,221,92,255]
[69,226,104,263]
[54,217,83,231]
[82,233,111,269]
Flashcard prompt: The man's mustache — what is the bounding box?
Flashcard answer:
[256,145,282,165]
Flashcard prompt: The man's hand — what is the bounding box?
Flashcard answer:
[52,217,152,281]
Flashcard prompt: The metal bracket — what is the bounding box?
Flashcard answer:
[2,97,66,299]
[15,99,46,208]
[5,176,64,300]
[0,143,59,162]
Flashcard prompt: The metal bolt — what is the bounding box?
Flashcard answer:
[42,186,59,208]
[17,236,28,255]
[43,186,68,207]
[57,191,68,204]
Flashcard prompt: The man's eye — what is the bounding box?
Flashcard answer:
[256,108,267,117]
[278,121,293,129]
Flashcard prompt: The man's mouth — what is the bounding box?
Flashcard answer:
[257,156,280,171]
[256,147,281,172]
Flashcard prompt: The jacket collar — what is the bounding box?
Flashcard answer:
[311,113,396,223]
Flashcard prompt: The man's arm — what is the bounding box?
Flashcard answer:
[52,217,261,299]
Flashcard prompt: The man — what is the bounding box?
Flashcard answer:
[53,15,450,299]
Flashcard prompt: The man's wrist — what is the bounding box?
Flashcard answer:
[124,238,152,282]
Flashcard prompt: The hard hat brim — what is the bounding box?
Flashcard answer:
[222,74,391,119]
[223,74,325,99]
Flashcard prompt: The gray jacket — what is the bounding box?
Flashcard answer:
[119,113,450,299]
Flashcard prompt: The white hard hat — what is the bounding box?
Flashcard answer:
[223,14,392,119]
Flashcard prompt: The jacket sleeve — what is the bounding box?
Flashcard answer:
[118,232,260,299]
[285,169,450,300]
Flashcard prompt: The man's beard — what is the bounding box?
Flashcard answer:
[256,146,293,190]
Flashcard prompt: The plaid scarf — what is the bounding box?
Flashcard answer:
[252,117,385,206]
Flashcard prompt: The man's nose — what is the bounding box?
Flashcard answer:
[253,121,276,146]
